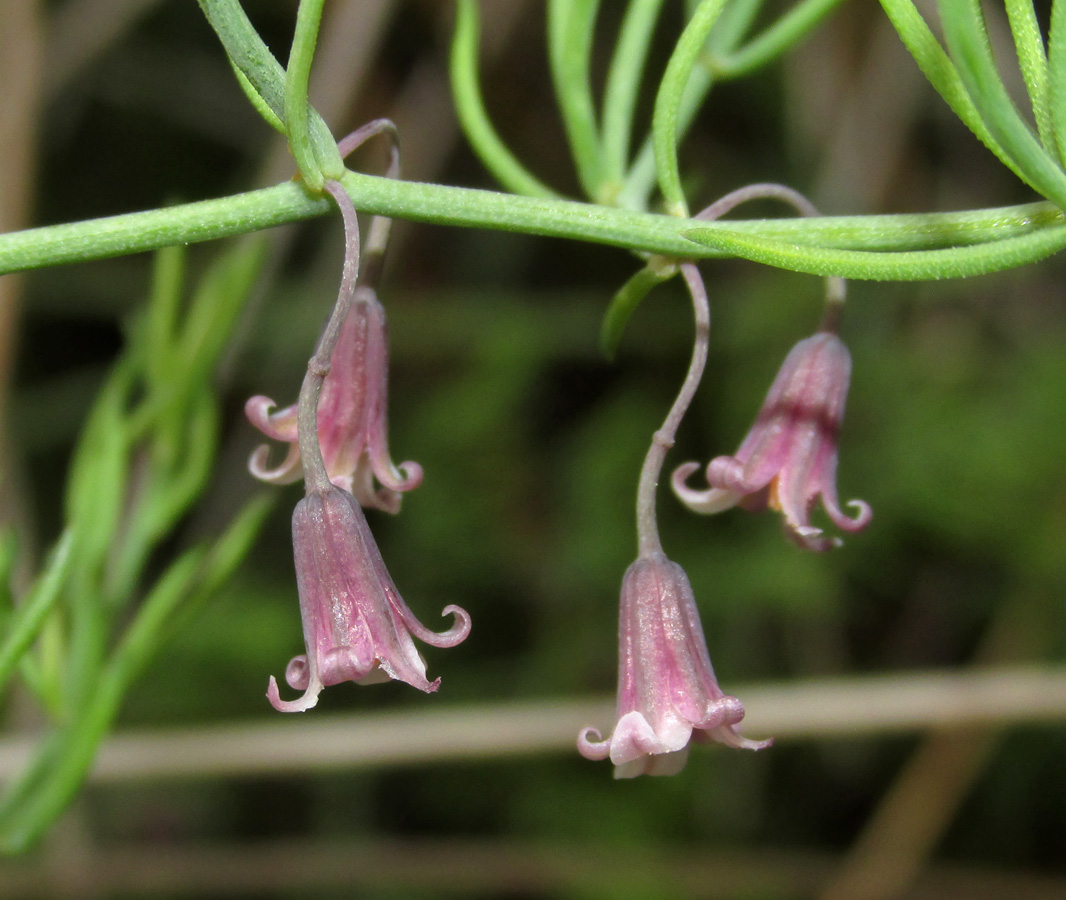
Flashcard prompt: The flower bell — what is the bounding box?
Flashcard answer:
[246,285,421,513]
[265,177,471,712]
[578,551,770,778]
[268,482,471,712]
[672,331,871,551]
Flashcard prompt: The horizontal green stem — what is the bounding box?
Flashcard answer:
[0,175,1061,278]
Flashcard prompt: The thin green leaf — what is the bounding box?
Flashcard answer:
[712,0,847,79]
[449,0,560,198]
[601,0,665,193]
[879,0,1028,185]
[285,0,344,190]
[938,0,1066,207]
[0,493,272,853]
[229,60,286,135]
[0,549,205,853]
[1047,1,1066,169]
[704,0,763,56]
[652,0,729,216]
[600,263,676,359]
[1005,0,1056,154]
[176,238,265,388]
[144,244,185,391]
[548,0,606,200]
[64,365,131,568]
[197,495,276,598]
[682,219,1066,280]
[196,0,340,184]
[0,530,75,695]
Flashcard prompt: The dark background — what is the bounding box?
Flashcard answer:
[3,1,1066,897]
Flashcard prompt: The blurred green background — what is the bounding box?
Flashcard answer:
[3,0,1066,897]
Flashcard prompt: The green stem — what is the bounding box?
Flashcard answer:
[635,263,709,556]
[1,177,1061,278]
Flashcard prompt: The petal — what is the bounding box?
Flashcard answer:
[690,694,772,750]
[816,460,873,533]
[397,603,472,649]
[609,710,692,766]
[828,498,873,531]
[349,456,403,514]
[359,290,425,497]
[700,724,773,751]
[320,645,378,686]
[248,443,303,485]
[245,396,298,442]
[614,746,690,779]
[285,654,311,689]
[671,462,743,514]
[706,453,779,495]
[267,673,322,713]
[577,727,612,761]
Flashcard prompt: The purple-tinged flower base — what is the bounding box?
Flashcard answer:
[578,552,769,778]
[246,287,421,513]
[268,484,471,712]
[672,331,871,551]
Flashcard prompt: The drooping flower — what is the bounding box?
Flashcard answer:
[267,482,471,712]
[672,331,871,551]
[246,285,422,513]
[578,551,769,778]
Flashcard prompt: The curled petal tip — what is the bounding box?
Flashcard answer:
[832,498,873,532]
[245,395,297,441]
[397,461,424,491]
[577,727,611,761]
[671,461,742,514]
[376,459,424,494]
[417,604,472,648]
[672,461,701,486]
[267,674,321,713]
[710,728,773,751]
[248,443,303,484]
[244,394,276,423]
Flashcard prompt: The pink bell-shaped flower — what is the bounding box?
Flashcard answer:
[268,483,471,712]
[578,551,769,778]
[246,286,422,513]
[672,331,871,551]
